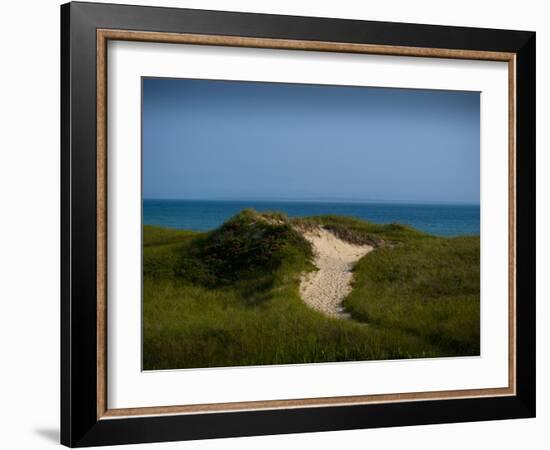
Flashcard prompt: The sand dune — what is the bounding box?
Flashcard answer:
[297,227,373,319]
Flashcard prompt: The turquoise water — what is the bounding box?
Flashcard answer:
[143,199,479,237]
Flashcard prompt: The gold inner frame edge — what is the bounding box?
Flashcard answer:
[96,29,517,420]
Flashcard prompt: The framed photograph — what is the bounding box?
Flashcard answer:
[61,2,536,447]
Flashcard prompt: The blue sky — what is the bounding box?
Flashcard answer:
[142,78,480,204]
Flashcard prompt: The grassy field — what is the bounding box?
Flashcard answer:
[143,210,480,370]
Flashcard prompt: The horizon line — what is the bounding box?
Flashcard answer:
[143,196,480,206]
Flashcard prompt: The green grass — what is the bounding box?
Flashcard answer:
[344,235,480,355]
[143,210,480,370]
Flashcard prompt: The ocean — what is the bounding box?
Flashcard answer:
[143,199,479,237]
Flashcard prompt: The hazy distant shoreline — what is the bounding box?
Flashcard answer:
[144,197,480,206]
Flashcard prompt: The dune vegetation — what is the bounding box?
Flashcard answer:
[143,210,480,370]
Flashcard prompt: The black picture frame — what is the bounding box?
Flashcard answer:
[61,1,536,447]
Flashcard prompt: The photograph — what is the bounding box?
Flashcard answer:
[142,77,481,370]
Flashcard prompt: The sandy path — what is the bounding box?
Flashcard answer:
[297,227,373,319]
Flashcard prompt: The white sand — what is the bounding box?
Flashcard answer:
[297,227,373,319]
